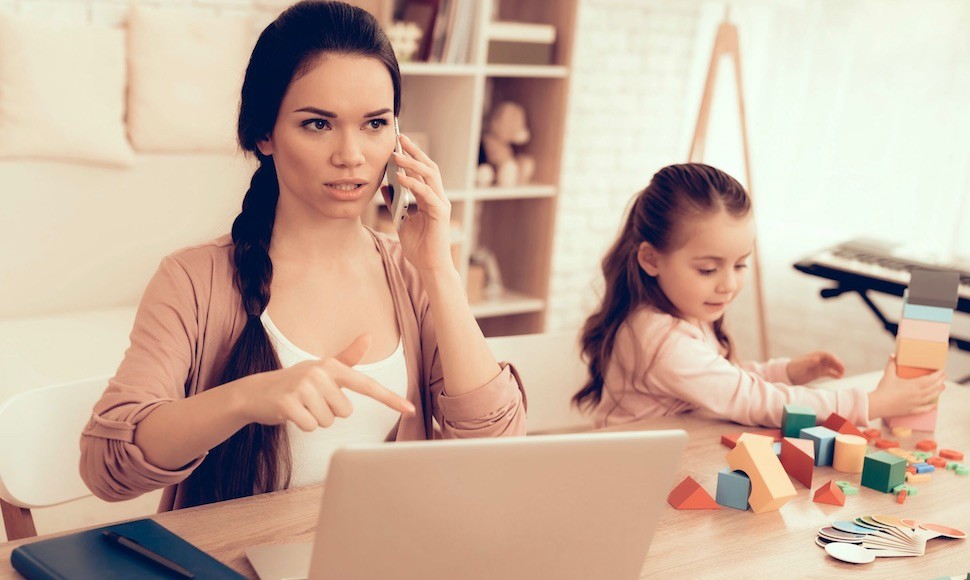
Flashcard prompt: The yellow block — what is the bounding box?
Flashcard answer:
[896,338,948,370]
[891,426,912,438]
[833,434,867,473]
[727,433,797,514]
[887,448,909,458]
[906,472,931,483]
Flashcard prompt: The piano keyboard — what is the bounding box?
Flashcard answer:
[802,241,970,302]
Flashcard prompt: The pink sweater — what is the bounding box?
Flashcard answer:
[592,307,869,429]
[80,229,526,511]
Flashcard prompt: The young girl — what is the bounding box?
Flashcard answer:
[80,0,525,510]
[574,163,945,429]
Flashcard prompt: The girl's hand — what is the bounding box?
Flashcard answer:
[787,351,846,384]
[867,356,946,419]
[236,334,415,431]
[382,134,454,273]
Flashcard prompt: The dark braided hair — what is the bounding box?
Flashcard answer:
[574,163,751,411]
[182,0,401,507]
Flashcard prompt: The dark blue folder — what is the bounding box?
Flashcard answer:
[10,518,245,579]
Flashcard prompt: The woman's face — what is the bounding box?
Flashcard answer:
[258,53,396,222]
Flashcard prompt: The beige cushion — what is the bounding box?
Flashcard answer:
[0,11,134,167]
[127,5,252,153]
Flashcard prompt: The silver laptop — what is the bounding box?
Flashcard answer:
[246,430,687,580]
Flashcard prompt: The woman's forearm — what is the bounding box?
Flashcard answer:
[132,376,254,470]
[420,267,501,396]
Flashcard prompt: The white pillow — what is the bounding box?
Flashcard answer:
[0,11,134,167]
[127,5,252,153]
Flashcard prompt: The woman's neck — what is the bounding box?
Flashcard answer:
[269,214,374,266]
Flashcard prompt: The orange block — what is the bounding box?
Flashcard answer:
[832,434,867,473]
[928,456,948,468]
[940,449,964,460]
[667,476,721,510]
[897,365,935,379]
[727,434,796,514]
[863,428,882,442]
[916,439,938,451]
[906,466,917,474]
[875,439,900,449]
[813,481,846,506]
[719,428,783,449]
[821,412,865,438]
[906,472,930,483]
[898,318,951,343]
[780,437,815,488]
[897,489,908,504]
[896,338,948,370]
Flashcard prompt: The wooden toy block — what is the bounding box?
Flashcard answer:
[897,318,952,343]
[832,434,867,473]
[892,483,918,496]
[902,302,954,324]
[906,269,960,309]
[813,481,846,506]
[896,338,949,369]
[886,448,908,458]
[782,404,816,438]
[940,449,964,460]
[779,437,815,488]
[719,428,782,449]
[906,465,917,474]
[884,408,938,432]
[914,463,935,474]
[727,434,796,514]
[906,472,930,483]
[956,465,969,476]
[897,489,907,504]
[715,468,750,511]
[800,426,838,466]
[772,441,782,455]
[820,412,865,438]
[862,428,882,442]
[912,451,933,460]
[896,365,935,379]
[928,456,948,468]
[890,426,912,438]
[667,476,721,510]
[875,439,900,450]
[861,451,907,493]
[947,461,960,470]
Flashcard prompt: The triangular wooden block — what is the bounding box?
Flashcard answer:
[720,428,783,449]
[667,476,720,510]
[813,481,846,506]
[821,412,865,438]
[780,437,815,488]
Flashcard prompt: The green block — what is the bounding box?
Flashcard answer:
[862,451,907,493]
[841,485,859,495]
[913,451,933,460]
[956,465,969,476]
[892,483,918,496]
[782,404,816,438]
[948,461,960,470]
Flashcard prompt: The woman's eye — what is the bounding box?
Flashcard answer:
[735,264,749,271]
[302,119,330,131]
[367,118,390,131]
[698,268,716,275]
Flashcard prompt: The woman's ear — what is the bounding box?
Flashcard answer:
[636,242,661,277]
[256,135,274,157]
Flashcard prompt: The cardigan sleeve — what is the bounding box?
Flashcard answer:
[79,256,206,502]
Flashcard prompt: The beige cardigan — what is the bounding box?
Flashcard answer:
[80,229,527,511]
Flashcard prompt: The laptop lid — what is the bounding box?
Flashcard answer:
[307,429,686,580]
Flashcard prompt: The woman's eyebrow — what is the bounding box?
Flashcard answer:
[292,107,392,118]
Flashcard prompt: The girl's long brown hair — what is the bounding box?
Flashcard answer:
[573,163,751,411]
[181,0,402,507]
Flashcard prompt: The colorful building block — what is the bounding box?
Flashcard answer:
[719,429,783,449]
[668,476,721,510]
[782,404,816,438]
[800,426,838,466]
[832,434,867,473]
[940,449,964,460]
[875,439,900,450]
[893,483,918,496]
[927,456,948,468]
[862,428,882,442]
[726,434,796,514]
[956,465,969,476]
[715,468,750,511]
[906,472,930,483]
[907,269,960,309]
[902,302,954,324]
[895,365,935,379]
[896,338,949,369]
[884,408,938,432]
[779,437,815,488]
[890,426,912,438]
[913,463,935,474]
[813,481,846,506]
[861,451,907,493]
[913,451,933,460]
[820,412,865,438]
[897,318,951,343]
[906,465,917,474]
[897,489,908,503]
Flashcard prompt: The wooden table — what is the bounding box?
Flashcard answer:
[1,374,968,579]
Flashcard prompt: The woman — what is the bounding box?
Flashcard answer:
[80,0,526,510]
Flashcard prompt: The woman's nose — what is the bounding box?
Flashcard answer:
[331,132,365,167]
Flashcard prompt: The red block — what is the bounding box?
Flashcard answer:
[779,437,815,488]
[667,476,721,510]
[821,412,865,438]
[928,456,949,468]
[720,428,783,449]
[813,481,846,506]
[875,439,900,449]
[897,489,908,504]
[906,466,917,474]
[915,439,938,451]
[940,449,964,460]
[863,428,882,442]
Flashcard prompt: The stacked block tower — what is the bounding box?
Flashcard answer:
[886,269,960,432]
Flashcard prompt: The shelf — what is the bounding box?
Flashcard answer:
[485,64,568,78]
[400,63,479,77]
[488,21,557,44]
[470,291,545,319]
[472,184,556,201]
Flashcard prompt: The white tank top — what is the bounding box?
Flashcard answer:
[260,310,408,488]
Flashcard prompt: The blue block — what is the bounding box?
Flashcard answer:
[800,426,839,466]
[716,468,750,510]
[902,302,954,323]
[772,441,782,455]
[914,463,936,474]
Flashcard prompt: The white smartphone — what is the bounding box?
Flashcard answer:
[385,118,411,231]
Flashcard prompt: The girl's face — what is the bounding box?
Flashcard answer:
[638,210,755,326]
[257,53,396,222]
